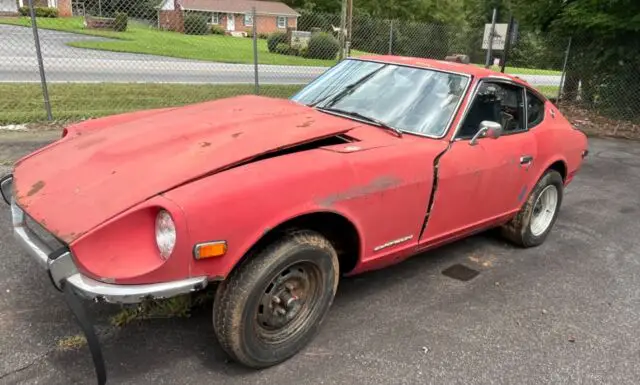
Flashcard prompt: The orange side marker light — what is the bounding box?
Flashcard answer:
[194,241,227,260]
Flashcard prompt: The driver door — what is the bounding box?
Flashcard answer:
[420,80,538,244]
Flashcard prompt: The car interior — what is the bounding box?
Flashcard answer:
[457,82,525,139]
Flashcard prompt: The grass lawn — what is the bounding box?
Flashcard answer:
[0,16,369,67]
[482,65,561,76]
[0,83,302,124]
[1,17,559,75]
[535,85,560,98]
[0,82,559,124]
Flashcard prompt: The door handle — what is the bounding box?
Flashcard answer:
[520,155,534,165]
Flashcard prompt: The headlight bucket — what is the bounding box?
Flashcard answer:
[155,209,176,259]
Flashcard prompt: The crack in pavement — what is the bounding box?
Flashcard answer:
[0,348,55,380]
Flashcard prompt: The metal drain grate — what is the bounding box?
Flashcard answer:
[442,264,480,282]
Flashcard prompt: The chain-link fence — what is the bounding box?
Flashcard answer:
[0,1,638,136]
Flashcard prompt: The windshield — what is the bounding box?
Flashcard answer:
[291,59,470,137]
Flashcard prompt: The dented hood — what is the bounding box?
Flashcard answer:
[13,96,360,242]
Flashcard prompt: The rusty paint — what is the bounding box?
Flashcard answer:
[27,180,45,197]
[232,132,243,138]
[517,186,527,202]
[200,142,211,148]
[318,175,402,207]
[297,120,315,128]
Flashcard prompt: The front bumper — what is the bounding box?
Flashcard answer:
[1,174,209,304]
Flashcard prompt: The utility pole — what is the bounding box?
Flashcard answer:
[338,0,347,60]
[346,0,353,57]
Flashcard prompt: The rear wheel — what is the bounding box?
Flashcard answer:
[501,170,564,247]
[213,230,339,368]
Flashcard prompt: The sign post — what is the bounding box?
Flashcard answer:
[500,15,515,73]
[484,8,497,68]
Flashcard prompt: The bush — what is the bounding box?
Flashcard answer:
[184,14,209,35]
[19,6,59,18]
[211,25,225,35]
[267,31,288,52]
[113,12,128,32]
[275,43,300,56]
[246,31,269,39]
[307,32,340,60]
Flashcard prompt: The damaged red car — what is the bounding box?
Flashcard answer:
[1,56,588,383]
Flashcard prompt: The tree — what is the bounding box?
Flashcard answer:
[513,0,640,120]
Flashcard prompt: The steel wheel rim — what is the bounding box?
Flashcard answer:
[255,261,323,343]
[530,185,558,236]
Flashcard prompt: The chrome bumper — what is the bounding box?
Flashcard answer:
[2,174,209,304]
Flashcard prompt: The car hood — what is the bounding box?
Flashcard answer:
[12,96,361,242]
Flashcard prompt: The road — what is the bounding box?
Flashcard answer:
[0,25,562,86]
[0,134,639,384]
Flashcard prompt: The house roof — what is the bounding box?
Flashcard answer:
[178,0,300,16]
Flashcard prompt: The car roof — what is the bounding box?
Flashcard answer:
[356,55,530,87]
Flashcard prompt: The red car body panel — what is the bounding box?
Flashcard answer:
[162,126,448,284]
[12,96,361,243]
[10,57,588,285]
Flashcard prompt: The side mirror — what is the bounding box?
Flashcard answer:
[469,121,503,146]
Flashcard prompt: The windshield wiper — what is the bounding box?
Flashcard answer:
[308,66,385,108]
[317,107,403,138]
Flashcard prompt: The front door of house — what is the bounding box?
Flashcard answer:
[226,13,235,31]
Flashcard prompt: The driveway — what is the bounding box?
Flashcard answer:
[0,25,562,86]
[0,134,638,384]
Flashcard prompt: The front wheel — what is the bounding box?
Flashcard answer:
[501,170,564,247]
[213,230,339,368]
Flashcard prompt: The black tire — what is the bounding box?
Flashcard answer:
[213,230,339,368]
[501,170,564,247]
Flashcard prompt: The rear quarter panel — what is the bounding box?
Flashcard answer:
[532,101,588,184]
[163,139,446,279]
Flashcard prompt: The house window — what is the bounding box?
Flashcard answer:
[244,14,253,27]
[277,16,287,29]
[211,13,219,24]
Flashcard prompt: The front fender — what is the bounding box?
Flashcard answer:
[165,140,441,281]
[163,148,360,280]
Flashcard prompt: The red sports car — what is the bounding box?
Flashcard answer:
[1,56,588,383]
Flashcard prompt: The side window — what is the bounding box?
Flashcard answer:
[526,91,545,128]
[457,82,525,139]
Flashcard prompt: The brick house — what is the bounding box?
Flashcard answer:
[158,0,299,35]
[14,0,72,16]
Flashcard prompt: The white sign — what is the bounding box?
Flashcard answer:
[290,31,312,49]
[482,23,508,50]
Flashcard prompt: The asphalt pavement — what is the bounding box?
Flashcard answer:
[0,25,562,86]
[0,133,639,384]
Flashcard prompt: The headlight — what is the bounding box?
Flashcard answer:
[155,210,176,260]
